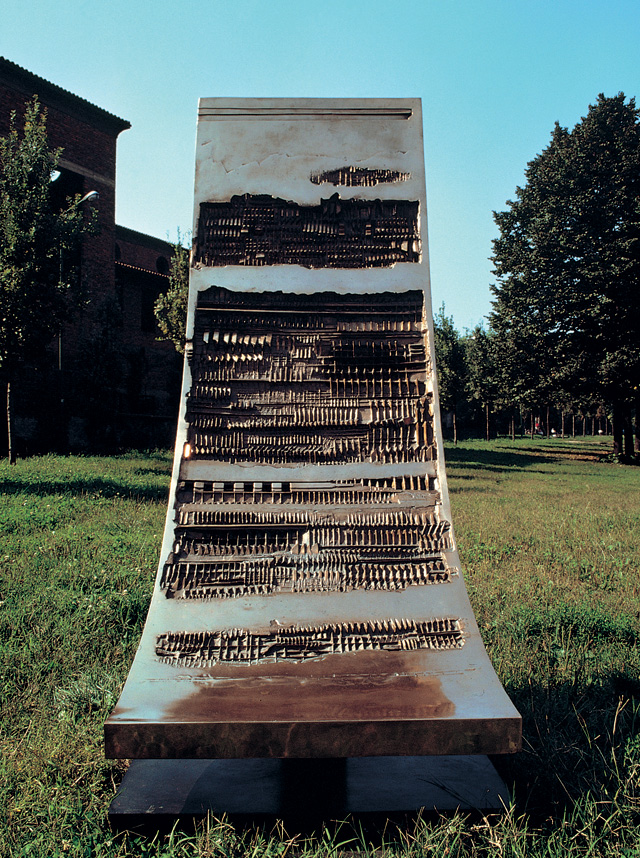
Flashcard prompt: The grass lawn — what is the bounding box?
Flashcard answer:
[1,438,639,856]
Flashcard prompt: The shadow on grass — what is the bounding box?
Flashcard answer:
[131,461,174,478]
[0,476,170,502]
[444,445,554,472]
[496,673,640,823]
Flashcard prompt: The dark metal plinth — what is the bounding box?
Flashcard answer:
[109,755,509,820]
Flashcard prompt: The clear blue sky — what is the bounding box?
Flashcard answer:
[2,0,638,331]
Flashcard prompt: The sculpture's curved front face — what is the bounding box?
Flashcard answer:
[105,99,520,760]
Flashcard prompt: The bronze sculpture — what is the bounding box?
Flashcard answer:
[106,100,520,813]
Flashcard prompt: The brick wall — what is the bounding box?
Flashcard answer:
[114,228,182,436]
[0,58,182,452]
[0,57,130,323]
[0,84,118,178]
[116,226,172,273]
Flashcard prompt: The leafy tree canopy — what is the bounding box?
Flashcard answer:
[490,93,640,441]
[154,233,189,354]
[1,97,97,461]
[0,98,93,375]
[433,303,467,413]
[465,323,499,408]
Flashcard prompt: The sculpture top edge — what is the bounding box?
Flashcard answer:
[197,97,419,120]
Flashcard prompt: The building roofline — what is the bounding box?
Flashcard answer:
[116,225,175,254]
[115,260,170,279]
[0,56,131,135]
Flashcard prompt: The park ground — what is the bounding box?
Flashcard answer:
[1,437,640,856]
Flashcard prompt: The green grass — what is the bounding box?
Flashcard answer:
[2,440,640,856]
[446,438,640,837]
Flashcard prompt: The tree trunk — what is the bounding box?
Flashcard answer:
[612,401,623,456]
[546,404,550,439]
[572,413,575,438]
[624,405,634,458]
[635,394,640,453]
[453,408,457,445]
[6,380,15,464]
[530,411,534,438]
[511,410,516,441]
[485,403,490,442]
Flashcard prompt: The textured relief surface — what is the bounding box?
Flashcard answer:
[156,618,464,667]
[176,474,435,506]
[195,194,420,268]
[161,509,454,599]
[310,167,410,186]
[167,286,454,607]
[186,287,434,465]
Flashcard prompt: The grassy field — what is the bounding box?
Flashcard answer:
[1,438,640,856]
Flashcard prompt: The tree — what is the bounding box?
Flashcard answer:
[490,93,640,456]
[154,233,189,354]
[465,324,501,441]
[0,98,95,462]
[433,305,467,443]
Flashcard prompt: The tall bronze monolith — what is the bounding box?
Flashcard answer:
[105,99,520,815]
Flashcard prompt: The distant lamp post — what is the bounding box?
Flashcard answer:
[78,190,99,205]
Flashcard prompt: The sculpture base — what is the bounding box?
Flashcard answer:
[109,755,509,824]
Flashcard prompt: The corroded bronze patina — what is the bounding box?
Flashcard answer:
[310,166,411,186]
[196,195,420,268]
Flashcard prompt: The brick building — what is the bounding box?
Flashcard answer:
[113,225,182,447]
[0,57,182,453]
